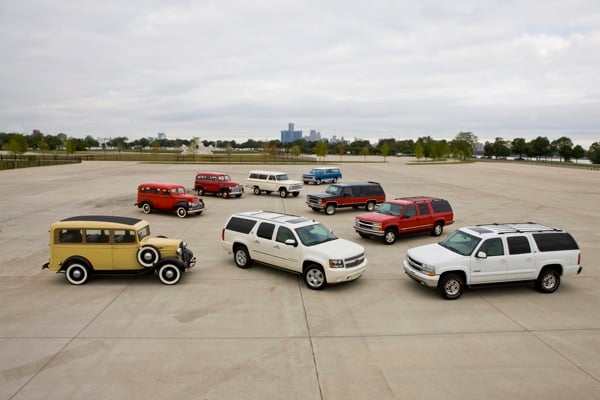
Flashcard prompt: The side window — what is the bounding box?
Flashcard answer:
[268,175,275,181]
[417,203,431,215]
[507,236,531,254]
[276,226,295,243]
[114,229,136,243]
[343,187,353,196]
[478,238,504,257]
[58,229,82,243]
[403,205,417,218]
[226,217,256,234]
[257,222,275,240]
[85,229,109,243]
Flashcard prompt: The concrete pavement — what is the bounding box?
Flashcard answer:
[1,157,599,399]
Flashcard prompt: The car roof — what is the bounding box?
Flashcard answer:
[53,215,147,229]
[329,181,380,187]
[137,182,185,189]
[248,170,287,175]
[196,171,229,175]
[233,211,316,227]
[462,223,562,236]
[391,196,442,204]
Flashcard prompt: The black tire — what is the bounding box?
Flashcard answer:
[234,246,253,268]
[536,268,561,293]
[325,204,336,215]
[304,264,326,290]
[383,228,397,245]
[142,202,152,214]
[366,201,375,211]
[279,188,288,198]
[292,192,300,197]
[158,263,182,285]
[311,207,320,212]
[316,178,321,185]
[65,262,89,285]
[358,232,370,239]
[235,194,242,198]
[196,187,204,196]
[332,178,338,183]
[137,246,159,268]
[222,191,230,199]
[432,222,444,236]
[176,206,188,218]
[438,273,464,300]
[253,187,261,195]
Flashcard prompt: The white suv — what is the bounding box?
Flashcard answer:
[403,223,582,299]
[246,170,303,198]
[220,211,367,289]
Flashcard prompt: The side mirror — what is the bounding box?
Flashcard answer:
[284,239,298,247]
[476,251,487,259]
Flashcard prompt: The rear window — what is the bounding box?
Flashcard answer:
[226,217,256,234]
[533,233,579,251]
[431,199,452,213]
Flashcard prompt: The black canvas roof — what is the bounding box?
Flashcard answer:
[61,215,142,226]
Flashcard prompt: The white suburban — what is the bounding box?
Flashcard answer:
[403,223,582,299]
[246,170,303,198]
[221,211,367,289]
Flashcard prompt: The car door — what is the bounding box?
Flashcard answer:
[398,204,421,233]
[470,237,507,283]
[251,222,276,263]
[415,202,434,232]
[505,235,536,281]
[271,226,302,272]
[111,229,140,269]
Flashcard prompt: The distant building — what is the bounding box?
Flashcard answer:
[281,123,302,143]
[157,132,166,140]
[307,130,321,142]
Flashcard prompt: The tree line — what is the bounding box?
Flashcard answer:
[1,130,599,164]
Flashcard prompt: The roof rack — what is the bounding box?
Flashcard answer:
[475,222,561,234]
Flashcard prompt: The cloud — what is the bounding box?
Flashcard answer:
[1,0,599,146]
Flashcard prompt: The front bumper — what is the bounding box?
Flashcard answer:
[353,224,384,237]
[403,260,438,288]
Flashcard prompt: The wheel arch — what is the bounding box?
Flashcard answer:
[539,263,563,276]
[60,256,93,272]
[155,257,185,271]
[438,269,467,286]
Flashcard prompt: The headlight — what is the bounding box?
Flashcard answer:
[329,259,344,269]
[176,248,182,255]
[376,223,383,231]
[421,263,436,276]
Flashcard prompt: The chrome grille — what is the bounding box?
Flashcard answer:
[345,253,365,269]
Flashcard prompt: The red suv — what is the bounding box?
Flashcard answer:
[354,196,454,244]
[136,182,205,218]
[194,172,244,198]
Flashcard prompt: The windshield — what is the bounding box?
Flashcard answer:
[439,230,481,256]
[137,225,151,241]
[295,223,337,246]
[376,202,402,216]
[325,185,341,195]
[275,174,289,181]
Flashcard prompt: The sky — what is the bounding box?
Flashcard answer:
[1,0,600,147]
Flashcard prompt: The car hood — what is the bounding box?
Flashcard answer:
[174,194,202,202]
[311,238,365,258]
[307,193,335,200]
[278,179,302,185]
[141,236,182,252]
[406,243,465,265]
[355,211,395,222]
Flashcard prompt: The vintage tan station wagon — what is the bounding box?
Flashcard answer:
[42,215,196,285]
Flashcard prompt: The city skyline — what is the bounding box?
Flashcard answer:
[2,1,599,148]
